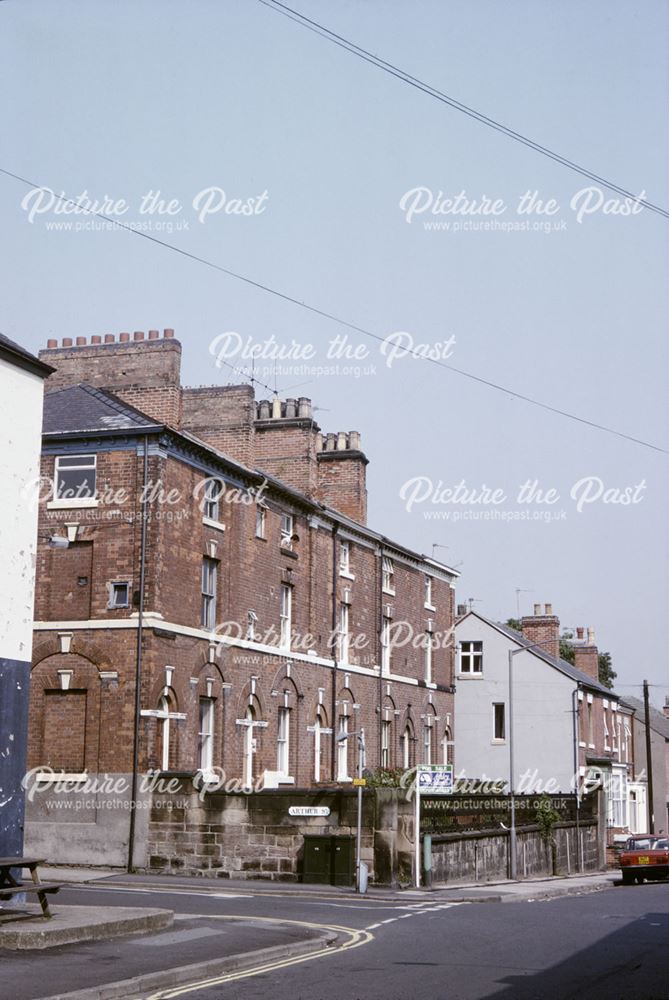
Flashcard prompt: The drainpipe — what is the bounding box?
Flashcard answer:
[378,547,384,768]
[127,436,149,872]
[330,524,339,780]
[572,684,582,872]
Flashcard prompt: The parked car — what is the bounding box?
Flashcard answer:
[619,836,669,884]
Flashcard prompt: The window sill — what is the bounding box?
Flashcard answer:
[202,517,226,532]
[280,547,298,560]
[588,744,596,749]
[424,603,437,612]
[339,570,355,580]
[579,741,587,748]
[457,672,484,679]
[338,776,353,784]
[382,588,396,597]
[275,776,295,785]
[491,739,506,746]
[46,498,98,510]
[34,771,88,783]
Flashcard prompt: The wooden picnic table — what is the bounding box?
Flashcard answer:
[0,857,62,919]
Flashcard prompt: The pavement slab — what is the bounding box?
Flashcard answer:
[0,904,173,950]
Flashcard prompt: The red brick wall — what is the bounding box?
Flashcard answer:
[181,385,256,464]
[317,453,368,523]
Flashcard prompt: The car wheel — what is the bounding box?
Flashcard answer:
[621,872,634,885]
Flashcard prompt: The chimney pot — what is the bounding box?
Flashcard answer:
[46,339,57,348]
[576,627,584,640]
[326,432,336,451]
[163,328,175,339]
[533,603,541,615]
[119,332,130,343]
[148,329,160,340]
[337,431,348,450]
[298,397,311,418]
[545,603,553,615]
[315,434,324,452]
[133,331,145,341]
[62,338,73,347]
[258,399,271,420]
[91,335,101,344]
[104,334,115,343]
[456,604,467,617]
[285,397,297,418]
[75,337,86,346]
[271,397,282,419]
[587,627,596,645]
[349,430,361,451]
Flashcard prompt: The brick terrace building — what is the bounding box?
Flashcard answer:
[26,331,458,868]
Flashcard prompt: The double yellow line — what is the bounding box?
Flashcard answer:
[146,915,374,999]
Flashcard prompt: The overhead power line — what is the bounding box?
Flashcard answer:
[258,0,669,221]
[1,165,667,454]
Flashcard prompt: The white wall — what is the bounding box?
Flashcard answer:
[454,615,577,793]
[0,355,45,661]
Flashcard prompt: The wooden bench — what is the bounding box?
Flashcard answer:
[0,857,63,919]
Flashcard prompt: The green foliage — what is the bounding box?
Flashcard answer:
[365,767,407,788]
[535,794,561,845]
[598,651,617,689]
[505,618,522,632]
[559,631,575,664]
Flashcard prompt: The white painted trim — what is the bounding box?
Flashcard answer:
[35,617,432,689]
[46,498,98,510]
[202,517,226,533]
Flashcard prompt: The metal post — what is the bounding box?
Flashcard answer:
[355,729,364,892]
[508,649,517,879]
[414,772,421,888]
[643,679,655,834]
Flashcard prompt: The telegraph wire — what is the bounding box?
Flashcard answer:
[1,165,667,454]
[258,0,669,221]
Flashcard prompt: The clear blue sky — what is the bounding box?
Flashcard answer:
[2,0,667,704]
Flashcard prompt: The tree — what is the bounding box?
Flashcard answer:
[559,632,575,664]
[598,651,617,690]
[506,618,522,632]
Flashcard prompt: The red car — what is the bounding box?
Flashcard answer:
[619,836,669,884]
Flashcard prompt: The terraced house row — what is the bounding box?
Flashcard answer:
[27,331,458,867]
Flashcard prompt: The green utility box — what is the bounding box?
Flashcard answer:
[302,835,355,887]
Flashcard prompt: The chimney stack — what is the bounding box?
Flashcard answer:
[520,602,560,660]
[38,329,183,427]
[573,626,600,682]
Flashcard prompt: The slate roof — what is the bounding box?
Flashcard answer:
[42,384,162,435]
[622,696,669,739]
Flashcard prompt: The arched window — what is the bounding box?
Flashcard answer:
[402,722,415,770]
[442,727,454,766]
[243,704,256,788]
[314,706,327,782]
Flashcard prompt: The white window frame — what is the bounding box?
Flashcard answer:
[201,557,218,629]
[424,576,435,610]
[277,707,290,776]
[50,454,98,509]
[280,584,292,649]
[243,705,256,788]
[339,602,350,663]
[198,697,215,775]
[381,719,391,769]
[381,616,392,675]
[109,581,130,609]
[423,721,433,765]
[424,632,433,684]
[459,640,483,675]
[603,703,611,751]
[255,505,267,539]
[382,557,395,595]
[442,728,454,766]
[159,694,171,771]
[337,716,350,781]
[339,540,350,574]
[402,725,413,770]
[314,709,325,782]
[493,702,506,742]
[203,477,223,522]
[280,513,294,550]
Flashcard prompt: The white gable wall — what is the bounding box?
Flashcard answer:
[454,615,577,793]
